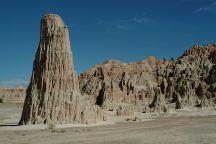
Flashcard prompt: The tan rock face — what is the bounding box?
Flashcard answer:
[157,44,216,109]
[19,14,102,125]
[79,57,166,115]
[0,87,25,103]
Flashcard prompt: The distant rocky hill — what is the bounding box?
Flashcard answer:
[79,44,216,116]
[0,87,25,103]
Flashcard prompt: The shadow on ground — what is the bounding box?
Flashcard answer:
[0,124,18,127]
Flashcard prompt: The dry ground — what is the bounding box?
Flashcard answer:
[0,103,216,144]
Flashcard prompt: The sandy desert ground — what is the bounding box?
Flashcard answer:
[0,103,216,144]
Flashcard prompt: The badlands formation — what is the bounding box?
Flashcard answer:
[1,14,216,125]
[80,44,216,116]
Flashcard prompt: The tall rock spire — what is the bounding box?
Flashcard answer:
[19,14,102,125]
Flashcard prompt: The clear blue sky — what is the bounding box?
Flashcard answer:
[0,0,216,87]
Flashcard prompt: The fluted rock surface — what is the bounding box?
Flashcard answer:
[157,44,216,109]
[19,14,102,125]
[0,87,25,103]
[79,57,167,115]
[80,45,216,115]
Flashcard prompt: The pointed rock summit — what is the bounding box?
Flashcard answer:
[19,14,102,125]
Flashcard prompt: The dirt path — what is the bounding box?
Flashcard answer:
[0,103,216,144]
[0,116,215,144]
